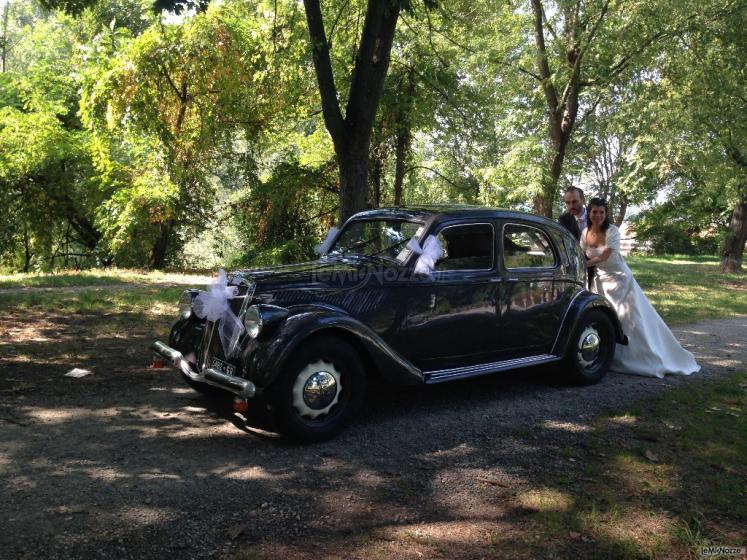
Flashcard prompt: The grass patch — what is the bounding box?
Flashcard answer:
[626,255,746,325]
[521,371,747,559]
[0,268,212,289]
[0,285,185,315]
[1,257,743,325]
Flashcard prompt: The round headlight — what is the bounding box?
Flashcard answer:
[178,290,194,319]
[244,305,262,338]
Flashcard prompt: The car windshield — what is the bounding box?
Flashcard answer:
[328,219,424,263]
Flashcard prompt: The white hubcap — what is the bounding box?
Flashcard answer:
[291,360,342,419]
[577,326,601,367]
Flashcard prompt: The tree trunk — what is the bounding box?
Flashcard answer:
[530,0,582,218]
[66,210,101,250]
[339,155,369,221]
[529,0,612,218]
[393,125,409,206]
[1,2,9,73]
[615,196,628,227]
[149,219,173,270]
[720,197,746,273]
[370,154,382,208]
[303,0,400,223]
[22,223,32,272]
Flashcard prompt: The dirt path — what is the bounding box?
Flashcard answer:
[1,311,744,559]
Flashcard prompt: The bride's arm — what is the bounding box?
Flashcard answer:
[586,226,619,266]
[586,248,612,266]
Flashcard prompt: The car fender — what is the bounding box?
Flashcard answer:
[550,290,627,356]
[242,304,424,388]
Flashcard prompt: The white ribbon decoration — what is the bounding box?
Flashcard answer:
[408,234,444,276]
[314,226,339,255]
[192,269,243,358]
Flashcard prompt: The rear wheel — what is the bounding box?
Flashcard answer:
[269,334,365,443]
[562,310,616,385]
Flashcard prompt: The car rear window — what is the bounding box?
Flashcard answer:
[435,223,494,271]
[503,224,557,269]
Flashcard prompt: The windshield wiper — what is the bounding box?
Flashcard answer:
[335,235,380,256]
[366,237,413,261]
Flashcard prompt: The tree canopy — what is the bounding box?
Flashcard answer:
[0,0,744,271]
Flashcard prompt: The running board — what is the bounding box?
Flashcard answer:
[424,354,560,384]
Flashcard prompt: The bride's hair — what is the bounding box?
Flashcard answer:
[586,197,610,231]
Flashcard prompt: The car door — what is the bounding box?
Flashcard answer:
[496,221,567,357]
[404,221,503,370]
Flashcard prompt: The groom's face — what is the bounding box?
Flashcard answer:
[563,190,585,217]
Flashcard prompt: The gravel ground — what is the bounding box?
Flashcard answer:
[0,311,744,559]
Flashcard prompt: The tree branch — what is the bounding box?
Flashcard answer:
[344,0,401,151]
[390,59,470,122]
[159,63,186,102]
[578,0,610,60]
[303,0,346,148]
[425,6,449,68]
[405,164,468,191]
[327,0,352,45]
[530,0,559,112]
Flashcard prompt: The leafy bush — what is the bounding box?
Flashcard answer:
[632,200,728,255]
[227,237,317,269]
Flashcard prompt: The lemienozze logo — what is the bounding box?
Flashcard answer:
[699,545,746,558]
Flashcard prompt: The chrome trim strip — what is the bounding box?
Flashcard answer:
[424,353,560,384]
[226,278,256,357]
[200,320,217,370]
[152,341,256,398]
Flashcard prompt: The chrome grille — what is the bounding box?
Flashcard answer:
[199,279,255,367]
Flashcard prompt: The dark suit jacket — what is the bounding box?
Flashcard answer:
[558,212,595,289]
[558,212,582,241]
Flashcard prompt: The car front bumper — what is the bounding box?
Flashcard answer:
[152,341,256,398]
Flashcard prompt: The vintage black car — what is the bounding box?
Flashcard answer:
[153,206,626,442]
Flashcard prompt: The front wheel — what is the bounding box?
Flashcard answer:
[562,310,616,385]
[268,334,366,443]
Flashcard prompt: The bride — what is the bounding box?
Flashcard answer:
[580,197,700,378]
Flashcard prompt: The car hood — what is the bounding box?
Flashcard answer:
[229,255,396,295]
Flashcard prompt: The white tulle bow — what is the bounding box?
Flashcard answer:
[408,235,443,276]
[314,226,339,255]
[192,269,243,358]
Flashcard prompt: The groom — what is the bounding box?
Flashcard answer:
[559,186,587,241]
[559,186,595,288]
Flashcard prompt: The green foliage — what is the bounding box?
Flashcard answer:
[78,0,312,268]
[632,196,729,255]
[229,156,337,267]
[1,0,744,273]
[0,64,102,270]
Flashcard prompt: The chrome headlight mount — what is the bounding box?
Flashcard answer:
[244,305,262,338]
[178,289,200,319]
[243,304,289,339]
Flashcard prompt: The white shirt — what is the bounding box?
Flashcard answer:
[575,208,587,232]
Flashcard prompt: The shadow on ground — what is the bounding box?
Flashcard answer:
[1,310,744,559]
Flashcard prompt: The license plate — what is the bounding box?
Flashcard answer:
[210,357,236,376]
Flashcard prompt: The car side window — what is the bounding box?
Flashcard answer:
[434,223,494,271]
[503,224,557,269]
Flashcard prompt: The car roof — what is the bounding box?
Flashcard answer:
[348,205,563,231]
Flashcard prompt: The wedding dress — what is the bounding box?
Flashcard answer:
[581,225,700,378]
